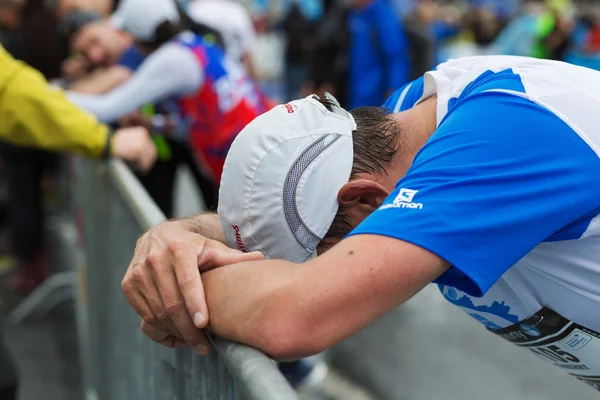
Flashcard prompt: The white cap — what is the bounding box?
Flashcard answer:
[218,94,356,263]
[111,0,179,42]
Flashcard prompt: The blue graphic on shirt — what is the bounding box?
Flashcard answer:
[440,285,520,330]
[467,313,502,330]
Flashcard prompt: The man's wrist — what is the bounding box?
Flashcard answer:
[180,213,225,244]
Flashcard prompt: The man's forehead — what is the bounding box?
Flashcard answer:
[72,24,96,48]
[78,21,110,41]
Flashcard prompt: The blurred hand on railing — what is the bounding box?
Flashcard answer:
[122,217,263,354]
[112,126,158,173]
[118,110,151,130]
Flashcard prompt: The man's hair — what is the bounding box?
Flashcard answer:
[60,10,102,45]
[140,20,183,49]
[316,99,400,254]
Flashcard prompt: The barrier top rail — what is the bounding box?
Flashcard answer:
[108,160,299,400]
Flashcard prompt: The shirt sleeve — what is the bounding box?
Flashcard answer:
[0,49,108,158]
[116,45,147,71]
[381,76,425,112]
[67,43,204,123]
[349,91,600,297]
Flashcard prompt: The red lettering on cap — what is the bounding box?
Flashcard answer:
[232,225,249,253]
[284,103,295,114]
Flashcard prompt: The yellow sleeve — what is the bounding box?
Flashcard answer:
[0,47,110,158]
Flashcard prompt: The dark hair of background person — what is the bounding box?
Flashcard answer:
[175,1,226,50]
[140,8,226,52]
[14,0,66,78]
[315,99,400,254]
[58,9,102,47]
[137,19,183,50]
[307,0,350,107]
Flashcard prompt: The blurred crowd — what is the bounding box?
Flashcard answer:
[271,0,600,106]
[0,0,600,397]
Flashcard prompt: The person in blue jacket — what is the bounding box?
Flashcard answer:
[347,0,409,108]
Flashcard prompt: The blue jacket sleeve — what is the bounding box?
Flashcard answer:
[375,5,409,92]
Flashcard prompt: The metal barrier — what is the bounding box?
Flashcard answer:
[73,158,298,400]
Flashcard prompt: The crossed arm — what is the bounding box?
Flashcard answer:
[123,213,448,359]
[68,66,132,94]
[67,43,203,123]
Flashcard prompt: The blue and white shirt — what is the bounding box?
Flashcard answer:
[351,56,600,385]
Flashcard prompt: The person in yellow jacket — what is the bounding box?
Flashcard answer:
[0,43,157,400]
[0,44,157,170]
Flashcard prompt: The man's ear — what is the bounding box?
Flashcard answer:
[338,179,390,211]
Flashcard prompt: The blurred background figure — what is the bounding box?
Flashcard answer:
[63,16,136,93]
[66,0,270,212]
[346,0,409,108]
[281,0,319,101]
[0,30,156,400]
[0,0,80,294]
[303,0,350,106]
[63,12,220,216]
[186,0,259,79]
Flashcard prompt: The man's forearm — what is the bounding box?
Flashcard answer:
[201,258,303,359]
[180,213,226,244]
[199,235,449,360]
[70,67,132,94]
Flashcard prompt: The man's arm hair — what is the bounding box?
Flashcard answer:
[179,213,226,244]
[69,66,132,94]
[201,234,449,360]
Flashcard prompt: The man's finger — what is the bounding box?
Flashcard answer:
[140,319,170,341]
[148,250,207,346]
[131,232,151,268]
[123,258,181,337]
[141,320,187,349]
[123,289,157,326]
[170,239,208,329]
[199,247,264,272]
[144,277,184,337]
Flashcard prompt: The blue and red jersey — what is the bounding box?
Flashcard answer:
[177,34,272,182]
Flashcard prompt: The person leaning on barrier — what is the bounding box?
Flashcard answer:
[66,0,271,189]
[0,43,156,169]
[123,55,600,392]
[0,41,156,400]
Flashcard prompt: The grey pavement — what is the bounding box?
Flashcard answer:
[329,285,599,400]
[0,284,81,400]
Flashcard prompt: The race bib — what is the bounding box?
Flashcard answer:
[491,308,600,390]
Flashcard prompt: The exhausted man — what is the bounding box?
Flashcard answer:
[123,55,600,391]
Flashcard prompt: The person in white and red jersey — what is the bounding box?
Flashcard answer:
[185,0,258,79]
[67,0,271,186]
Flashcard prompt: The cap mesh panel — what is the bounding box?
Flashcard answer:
[283,134,341,253]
